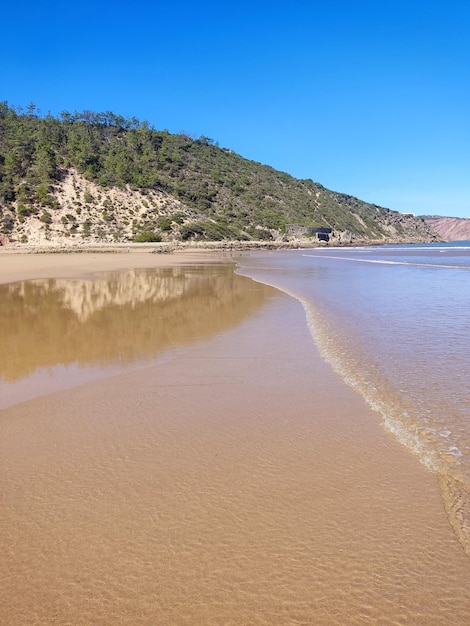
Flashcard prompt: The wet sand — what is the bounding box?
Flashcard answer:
[0,248,229,284]
[1,253,470,625]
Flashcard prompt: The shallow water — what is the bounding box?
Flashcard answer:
[237,243,470,555]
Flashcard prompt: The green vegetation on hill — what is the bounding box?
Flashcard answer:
[0,102,436,243]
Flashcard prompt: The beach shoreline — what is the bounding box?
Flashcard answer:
[2,251,470,624]
[0,240,307,257]
[0,247,233,285]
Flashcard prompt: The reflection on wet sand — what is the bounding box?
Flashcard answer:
[0,264,276,410]
[0,265,275,386]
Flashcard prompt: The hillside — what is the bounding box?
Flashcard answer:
[423,216,470,242]
[0,103,439,246]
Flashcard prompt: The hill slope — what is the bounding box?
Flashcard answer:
[0,103,439,246]
[424,216,470,242]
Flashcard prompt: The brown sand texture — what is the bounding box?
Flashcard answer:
[0,248,227,284]
[1,252,470,625]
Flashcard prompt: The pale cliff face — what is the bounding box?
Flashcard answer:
[425,217,470,242]
[4,169,190,246]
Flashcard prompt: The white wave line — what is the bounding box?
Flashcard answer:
[302,254,469,270]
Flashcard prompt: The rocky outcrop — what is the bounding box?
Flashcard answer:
[424,216,470,242]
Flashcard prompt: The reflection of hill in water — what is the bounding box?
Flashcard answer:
[1,265,275,382]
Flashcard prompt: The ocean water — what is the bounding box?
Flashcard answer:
[237,242,470,555]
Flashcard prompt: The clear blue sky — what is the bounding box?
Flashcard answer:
[2,0,469,217]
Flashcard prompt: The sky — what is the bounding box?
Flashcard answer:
[2,0,469,217]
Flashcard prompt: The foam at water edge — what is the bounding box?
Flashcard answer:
[438,474,470,558]
[238,270,470,559]
[300,291,470,559]
[302,296,470,559]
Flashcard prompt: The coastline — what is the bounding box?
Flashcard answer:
[1,251,470,624]
[0,240,311,256]
[0,236,445,284]
[0,247,232,285]
[0,233,442,256]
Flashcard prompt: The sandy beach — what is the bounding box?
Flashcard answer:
[0,246,237,284]
[1,251,470,625]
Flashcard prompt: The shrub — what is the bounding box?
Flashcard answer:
[133,230,162,243]
[180,220,241,241]
[255,228,273,241]
[157,216,173,231]
[17,204,34,218]
[1,215,15,233]
[82,219,92,237]
[180,222,205,240]
[83,190,95,204]
[36,182,55,207]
